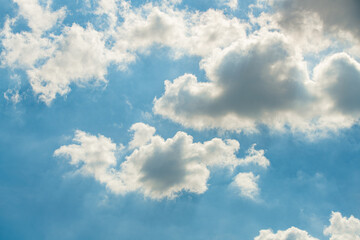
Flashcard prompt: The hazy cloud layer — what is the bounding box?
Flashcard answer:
[252,0,360,54]
[274,0,360,43]
[55,123,269,199]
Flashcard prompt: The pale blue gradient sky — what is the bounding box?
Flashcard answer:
[1,1,360,239]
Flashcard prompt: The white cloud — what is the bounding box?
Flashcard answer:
[55,123,269,199]
[13,0,66,34]
[113,5,247,58]
[26,23,136,104]
[95,0,121,27]
[54,130,119,185]
[184,9,247,57]
[303,52,360,133]
[254,227,319,240]
[324,212,360,240]
[254,212,360,240]
[128,122,156,149]
[118,130,211,199]
[240,144,270,168]
[0,18,55,69]
[232,172,260,199]
[113,4,187,53]
[26,24,110,104]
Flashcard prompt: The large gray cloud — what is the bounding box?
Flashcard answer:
[154,28,360,134]
[154,33,315,132]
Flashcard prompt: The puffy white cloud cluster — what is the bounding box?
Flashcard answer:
[1,0,135,104]
[150,0,360,135]
[254,212,360,240]
[1,0,247,104]
[154,29,360,135]
[55,123,269,199]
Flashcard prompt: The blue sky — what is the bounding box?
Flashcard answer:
[1,0,360,239]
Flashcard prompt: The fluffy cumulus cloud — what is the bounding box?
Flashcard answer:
[154,32,317,133]
[55,123,269,199]
[254,212,360,240]
[118,130,211,199]
[324,212,360,240]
